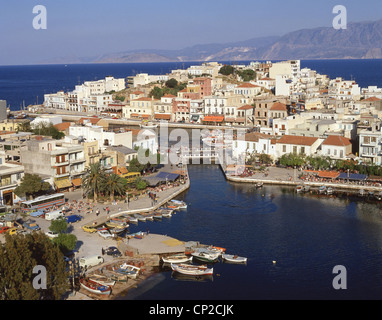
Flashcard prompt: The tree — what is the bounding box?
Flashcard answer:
[14,173,51,200]
[0,232,68,300]
[237,69,256,82]
[33,123,65,139]
[100,173,128,202]
[49,218,68,234]
[135,177,148,190]
[128,157,144,173]
[53,233,77,254]
[219,65,234,76]
[165,78,178,88]
[82,163,106,202]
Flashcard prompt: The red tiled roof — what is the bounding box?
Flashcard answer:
[78,117,100,125]
[270,102,287,111]
[238,105,254,110]
[322,135,351,146]
[54,122,71,131]
[277,135,318,146]
[363,96,381,102]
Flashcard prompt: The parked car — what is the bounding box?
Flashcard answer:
[45,231,59,239]
[97,229,113,240]
[82,225,97,233]
[29,209,45,218]
[79,255,104,269]
[7,227,19,235]
[65,215,83,223]
[0,226,10,234]
[23,220,40,231]
[105,246,122,257]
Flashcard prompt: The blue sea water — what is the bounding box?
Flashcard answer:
[2,60,382,300]
[1,59,382,110]
[121,165,382,300]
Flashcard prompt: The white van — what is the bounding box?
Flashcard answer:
[45,210,64,221]
[79,255,104,269]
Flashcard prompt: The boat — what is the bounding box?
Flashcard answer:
[162,211,172,218]
[124,215,138,224]
[296,185,303,193]
[376,191,382,201]
[326,187,334,195]
[114,263,141,279]
[152,213,163,220]
[318,186,327,194]
[171,263,213,276]
[134,214,146,222]
[303,185,310,192]
[222,254,247,264]
[171,272,213,282]
[191,248,221,263]
[256,182,263,188]
[109,225,128,235]
[143,213,154,221]
[161,254,193,264]
[359,189,366,197]
[80,278,111,295]
[140,121,158,129]
[169,199,188,209]
[88,274,116,286]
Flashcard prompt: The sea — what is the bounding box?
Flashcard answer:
[2,60,382,303]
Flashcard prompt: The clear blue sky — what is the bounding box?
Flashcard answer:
[0,0,381,65]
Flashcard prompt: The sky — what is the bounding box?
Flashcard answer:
[0,0,381,65]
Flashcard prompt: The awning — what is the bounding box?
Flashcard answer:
[337,173,368,180]
[141,114,150,119]
[154,114,171,120]
[55,179,72,189]
[203,115,224,122]
[191,115,200,121]
[318,171,340,179]
[71,178,82,187]
[156,172,180,181]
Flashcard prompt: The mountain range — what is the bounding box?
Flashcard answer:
[45,19,382,64]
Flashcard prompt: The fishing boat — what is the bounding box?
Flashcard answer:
[168,199,188,209]
[359,189,366,197]
[326,187,334,195]
[222,254,247,264]
[80,278,111,295]
[303,185,310,192]
[105,271,128,283]
[152,213,163,220]
[162,254,193,264]
[256,182,263,188]
[191,248,221,263]
[88,274,116,286]
[296,185,304,193]
[134,214,146,222]
[109,225,128,235]
[144,213,154,221]
[162,211,172,218]
[139,121,158,129]
[318,185,327,194]
[114,263,141,279]
[124,215,138,224]
[171,263,213,276]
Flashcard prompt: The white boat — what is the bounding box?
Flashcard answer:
[162,254,193,264]
[162,211,172,218]
[115,263,141,279]
[80,278,111,295]
[88,274,116,287]
[318,186,327,194]
[171,263,213,276]
[191,248,221,263]
[169,199,188,209]
[296,185,303,193]
[134,214,146,222]
[326,187,334,195]
[222,254,247,264]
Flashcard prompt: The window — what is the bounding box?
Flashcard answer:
[283,145,286,153]
[293,146,297,154]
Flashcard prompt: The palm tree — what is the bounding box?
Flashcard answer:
[101,173,127,203]
[82,163,106,202]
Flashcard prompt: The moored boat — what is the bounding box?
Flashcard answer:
[162,254,193,264]
[191,248,221,263]
[171,263,213,276]
[88,274,116,286]
[114,263,141,279]
[326,187,334,195]
[222,254,247,264]
[296,185,303,193]
[80,278,111,295]
[168,199,188,209]
[318,185,327,194]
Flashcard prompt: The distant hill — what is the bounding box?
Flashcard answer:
[43,19,382,64]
